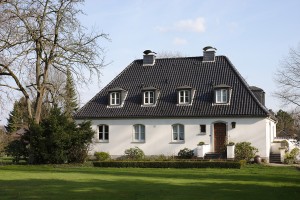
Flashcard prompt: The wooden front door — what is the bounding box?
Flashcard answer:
[214,123,227,153]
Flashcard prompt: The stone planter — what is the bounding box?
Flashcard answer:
[196,144,210,158]
[227,145,235,160]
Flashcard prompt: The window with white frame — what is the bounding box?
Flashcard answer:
[110,92,121,105]
[178,90,190,104]
[144,91,155,105]
[172,124,184,142]
[98,125,109,142]
[133,124,145,142]
[215,89,228,103]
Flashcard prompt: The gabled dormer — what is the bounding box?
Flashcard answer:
[176,85,196,106]
[107,87,128,108]
[141,86,160,106]
[213,84,232,105]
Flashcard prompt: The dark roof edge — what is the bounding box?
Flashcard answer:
[222,56,272,116]
[75,114,270,120]
[74,60,137,117]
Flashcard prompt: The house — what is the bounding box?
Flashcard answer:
[75,46,277,162]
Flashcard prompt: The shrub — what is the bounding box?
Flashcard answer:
[284,148,299,164]
[93,160,242,169]
[234,142,258,162]
[10,106,95,164]
[178,148,194,159]
[94,152,111,161]
[124,147,145,160]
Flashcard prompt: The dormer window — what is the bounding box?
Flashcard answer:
[179,90,190,104]
[141,86,160,106]
[176,85,195,105]
[107,87,128,107]
[213,84,232,104]
[110,92,120,105]
[144,91,154,104]
[216,89,228,103]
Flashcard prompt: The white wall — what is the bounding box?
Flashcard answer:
[76,117,276,159]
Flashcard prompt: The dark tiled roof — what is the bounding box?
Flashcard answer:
[75,56,271,119]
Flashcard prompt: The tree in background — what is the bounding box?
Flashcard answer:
[274,43,300,107]
[63,67,78,120]
[0,0,108,124]
[5,97,29,133]
[276,110,295,137]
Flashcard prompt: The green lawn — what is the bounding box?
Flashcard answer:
[0,164,299,200]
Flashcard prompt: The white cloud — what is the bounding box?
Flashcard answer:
[173,37,188,45]
[175,17,205,33]
[155,17,206,33]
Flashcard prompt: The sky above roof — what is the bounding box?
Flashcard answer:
[76,0,300,111]
[1,0,300,125]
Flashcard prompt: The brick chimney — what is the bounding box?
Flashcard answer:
[203,46,217,62]
[143,50,156,66]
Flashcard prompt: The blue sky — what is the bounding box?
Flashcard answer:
[77,0,300,112]
[1,0,300,124]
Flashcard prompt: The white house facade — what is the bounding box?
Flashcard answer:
[75,47,277,162]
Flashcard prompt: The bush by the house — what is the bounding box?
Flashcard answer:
[93,160,242,169]
[5,106,95,164]
[178,148,194,159]
[284,148,300,164]
[94,152,111,161]
[234,142,258,162]
[124,147,145,160]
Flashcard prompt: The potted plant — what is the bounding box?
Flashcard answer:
[197,141,205,146]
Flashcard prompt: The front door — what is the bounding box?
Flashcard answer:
[214,123,227,153]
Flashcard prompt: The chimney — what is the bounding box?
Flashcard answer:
[203,46,217,62]
[250,86,265,106]
[143,50,156,66]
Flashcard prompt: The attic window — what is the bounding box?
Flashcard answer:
[176,85,195,105]
[110,92,120,105]
[141,86,160,106]
[213,84,232,104]
[107,87,128,107]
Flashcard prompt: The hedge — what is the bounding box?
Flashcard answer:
[93,161,242,169]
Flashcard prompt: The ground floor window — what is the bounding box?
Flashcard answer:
[172,124,184,142]
[133,124,145,142]
[99,124,109,142]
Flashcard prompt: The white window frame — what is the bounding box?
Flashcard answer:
[110,92,120,105]
[98,125,109,142]
[178,90,190,104]
[144,91,155,105]
[133,124,145,142]
[172,124,184,142]
[215,89,228,103]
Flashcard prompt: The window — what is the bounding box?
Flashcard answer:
[179,90,190,104]
[99,125,109,142]
[215,89,228,103]
[144,91,155,105]
[133,124,145,142]
[200,125,206,134]
[172,124,184,142]
[110,92,120,105]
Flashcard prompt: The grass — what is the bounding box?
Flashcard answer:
[0,164,299,200]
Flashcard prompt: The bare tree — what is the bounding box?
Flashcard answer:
[274,44,300,107]
[0,0,109,124]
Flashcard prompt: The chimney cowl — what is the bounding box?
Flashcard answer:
[143,50,156,66]
[203,46,217,62]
